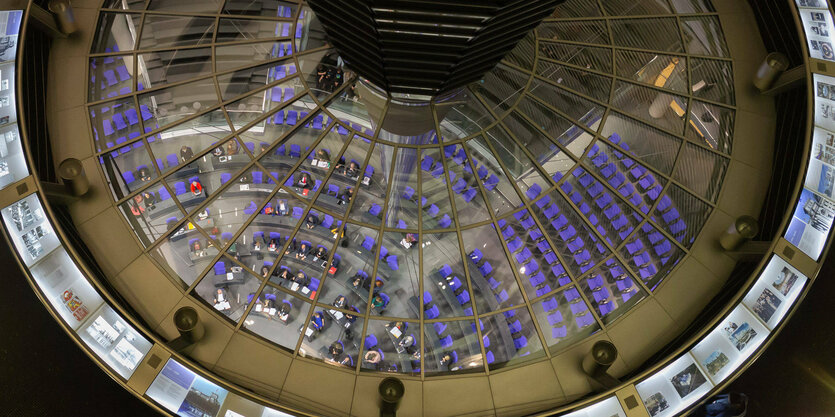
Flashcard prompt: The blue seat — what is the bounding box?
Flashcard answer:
[289,144,301,158]
[213,262,226,275]
[433,322,447,335]
[420,156,434,172]
[526,183,542,200]
[484,174,499,191]
[425,304,439,319]
[174,182,186,195]
[220,173,231,184]
[427,204,440,217]
[485,350,495,364]
[369,204,382,216]
[365,334,377,349]
[292,207,304,218]
[469,249,483,263]
[438,214,452,228]
[439,335,453,348]
[513,336,528,349]
[488,276,501,289]
[387,256,399,270]
[552,326,568,339]
[158,187,170,200]
[508,320,522,334]
[542,297,559,312]
[423,291,432,305]
[449,276,462,291]
[403,186,416,200]
[507,237,523,253]
[495,289,509,303]
[456,291,470,305]
[439,264,453,278]
[502,226,515,240]
[479,262,492,276]
[362,236,375,251]
[321,214,334,229]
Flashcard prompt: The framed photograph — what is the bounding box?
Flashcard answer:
[752,288,782,323]
[772,267,799,296]
[670,363,708,399]
[644,392,669,417]
[702,350,730,376]
[724,321,758,351]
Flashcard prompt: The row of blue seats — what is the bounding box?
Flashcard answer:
[360,236,399,270]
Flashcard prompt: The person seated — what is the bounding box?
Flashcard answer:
[142,191,157,209]
[297,172,312,189]
[313,246,327,261]
[293,271,310,287]
[138,166,152,182]
[315,149,330,163]
[179,145,194,162]
[275,267,292,281]
[310,311,326,331]
[345,305,359,323]
[213,288,230,310]
[402,233,418,249]
[296,242,310,260]
[372,279,384,294]
[285,239,298,255]
[330,255,340,270]
[274,301,291,322]
[305,214,318,229]
[336,354,353,366]
[337,187,353,205]
[225,141,238,155]
[260,143,269,154]
[333,295,347,309]
[278,199,289,216]
[253,240,262,251]
[351,273,369,289]
[363,349,382,368]
[190,180,203,196]
[398,334,416,350]
[334,157,346,171]
[439,351,457,370]
[344,161,360,178]
[129,200,144,216]
[328,341,344,360]
[316,65,328,89]
[260,266,270,278]
[268,238,279,251]
[191,240,204,256]
[371,295,386,309]
[212,145,225,157]
[196,208,209,220]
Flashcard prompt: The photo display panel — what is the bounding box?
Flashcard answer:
[76,304,152,379]
[561,395,627,417]
[146,359,296,417]
[741,255,809,330]
[788,73,835,259]
[146,359,230,417]
[0,10,27,190]
[635,354,715,417]
[688,304,771,386]
[796,0,835,61]
[27,245,104,330]
[2,193,60,266]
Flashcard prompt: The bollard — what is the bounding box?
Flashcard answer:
[58,158,89,197]
[48,0,78,35]
[753,52,789,92]
[719,215,759,251]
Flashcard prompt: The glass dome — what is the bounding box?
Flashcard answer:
[87,0,734,376]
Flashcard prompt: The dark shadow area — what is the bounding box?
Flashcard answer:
[0,239,153,416]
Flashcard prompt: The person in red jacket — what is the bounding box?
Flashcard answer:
[190,180,203,196]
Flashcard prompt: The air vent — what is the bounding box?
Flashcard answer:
[16,182,27,195]
[783,245,796,259]
[146,354,162,369]
[624,394,639,409]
